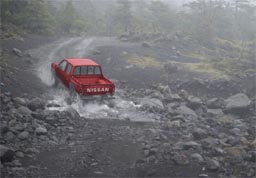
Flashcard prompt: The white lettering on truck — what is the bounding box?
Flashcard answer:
[86,88,109,93]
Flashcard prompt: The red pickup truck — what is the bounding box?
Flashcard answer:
[51,58,115,97]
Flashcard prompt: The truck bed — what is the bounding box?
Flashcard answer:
[75,77,112,85]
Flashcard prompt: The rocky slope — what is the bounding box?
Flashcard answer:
[0,35,255,177]
[1,84,255,177]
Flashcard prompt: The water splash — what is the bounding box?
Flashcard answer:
[46,89,158,122]
[28,37,94,86]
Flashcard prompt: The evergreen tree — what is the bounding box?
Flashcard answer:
[114,0,133,34]
[2,0,55,34]
[57,0,87,35]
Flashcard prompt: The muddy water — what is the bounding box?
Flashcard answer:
[28,37,159,122]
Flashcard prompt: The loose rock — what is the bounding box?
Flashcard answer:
[18,131,29,140]
[12,48,22,57]
[141,98,164,111]
[175,105,198,120]
[172,154,189,165]
[206,109,223,117]
[0,145,15,163]
[190,153,204,163]
[187,95,202,109]
[13,97,27,106]
[206,158,220,171]
[17,106,32,116]
[173,141,201,150]
[225,93,251,114]
[192,128,207,140]
[35,125,47,135]
[28,98,45,111]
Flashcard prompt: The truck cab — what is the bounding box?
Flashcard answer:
[51,58,115,96]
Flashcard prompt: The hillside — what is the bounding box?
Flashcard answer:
[1,0,256,178]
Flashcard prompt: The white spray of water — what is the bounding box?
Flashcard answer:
[29,37,94,86]
[46,88,157,122]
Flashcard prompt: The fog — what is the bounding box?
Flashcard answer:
[1,0,256,177]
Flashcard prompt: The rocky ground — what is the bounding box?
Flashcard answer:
[0,35,255,178]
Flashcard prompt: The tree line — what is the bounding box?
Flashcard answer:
[2,0,256,43]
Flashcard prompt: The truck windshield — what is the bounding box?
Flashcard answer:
[73,66,101,75]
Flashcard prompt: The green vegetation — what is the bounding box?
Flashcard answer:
[183,61,230,79]
[2,0,256,40]
[2,0,93,35]
[182,55,256,79]
[2,0,55,34]
[127,54,161,68]
[56,1,86,35]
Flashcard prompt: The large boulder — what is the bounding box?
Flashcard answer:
[175,105,198,120]
[18,131,29,140]
[225,93,251,114]
[65,107,80,120]
[28,97,45,111]
[17,106,32,116]
[187,95,203,109]
[0,145,15,163]
[141,98,164,112]
[13,97,27,106]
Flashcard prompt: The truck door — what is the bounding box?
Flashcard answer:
[63,63,72,87]
[56,60,67,84]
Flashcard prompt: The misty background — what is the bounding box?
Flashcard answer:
[2,0,256,41]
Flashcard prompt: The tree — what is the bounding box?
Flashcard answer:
[149,1,176,34]
[113,0,133,34]
[235,1,256,40]
[2,0,55,34]
[58,0,76,34]
[57,0,87,35]
[132,1,152,34]
[183,0,219,45]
